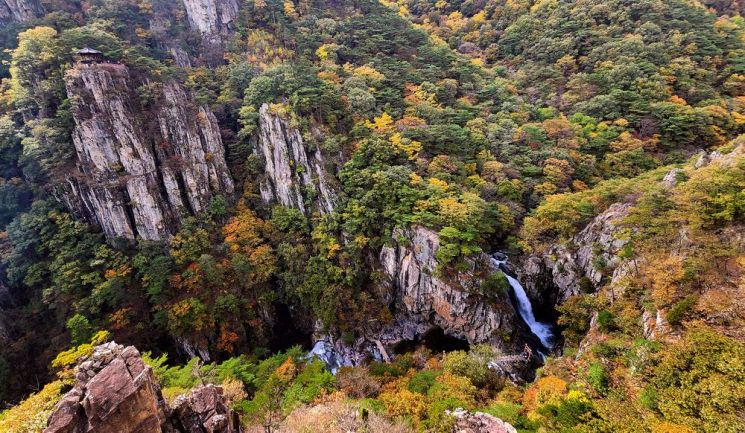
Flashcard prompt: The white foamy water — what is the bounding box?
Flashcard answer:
[492,257,553,348]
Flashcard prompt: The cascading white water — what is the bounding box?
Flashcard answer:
[491,257,553,348]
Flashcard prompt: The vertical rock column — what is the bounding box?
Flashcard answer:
[63,63,234,242]
[66,64,167,241]
[254,103,336,215]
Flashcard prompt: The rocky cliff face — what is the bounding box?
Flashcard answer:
[0,0,43,24]
[313,226,537,376]
[45,342,240,433]
[177,0,238,64]
[518,202,633,308]
[61,63,233,242]
[254,103,336,215]
[180,0,238,36]
[379,226,518,345]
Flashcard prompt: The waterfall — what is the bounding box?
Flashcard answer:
[491,257,553,349]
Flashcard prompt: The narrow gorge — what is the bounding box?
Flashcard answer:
[1,0,744,431]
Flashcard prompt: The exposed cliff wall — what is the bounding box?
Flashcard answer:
[379,226,518,345]
[518,202,633,307]
[0,0,43,24]
[45,342,240,433]
[62,63,234,241]
[176,0,238,64]
[254,103,336,215]
[180,0,238,35]
[312,226,538,377]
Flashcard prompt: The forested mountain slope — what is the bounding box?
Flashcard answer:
[0,0,743,432]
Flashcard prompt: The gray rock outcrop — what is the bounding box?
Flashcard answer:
[378,226,518,345]
[0,0,43,24]
[518,202,632,306]
[45,342,240,433]
[180,0,238,36]
[254,103,336,215]
[61,62,234,241]
[178,0,238,64]
[310,226,538,378]
[446,408,518,433]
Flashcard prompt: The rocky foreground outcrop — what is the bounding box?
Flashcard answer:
[45,342,240,433]
[60,62,234,241]
[447,408,518,433]
[254,103,336,215]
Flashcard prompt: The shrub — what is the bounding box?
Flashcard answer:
[408,370,438,394]
[596,311,616,333]
[579,277,594,294]
[0,381,64,433]
[666,295,698,326]
[65,313,92,346]
[337,366,381,398]
[442,345,504,390]
[586,362,608,394]
[368,361,406,378]
[282,360,335,411]
[480,272,510,299]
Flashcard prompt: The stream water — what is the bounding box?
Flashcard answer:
[491,257,554,349]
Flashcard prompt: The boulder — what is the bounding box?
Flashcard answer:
[45,342,241,433]
[171,385,239,433]
[447,408,517,433]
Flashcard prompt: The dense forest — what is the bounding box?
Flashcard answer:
[0,0,744,432]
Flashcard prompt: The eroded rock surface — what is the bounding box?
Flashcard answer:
[379,226,518,345]
[45,343,170,433]
[310,226,538,378]
[254,103,336,215]
[61,62,233,241]
[45,342,240,433]
[180,0,238,35]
